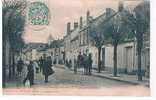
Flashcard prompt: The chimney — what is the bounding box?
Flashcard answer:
[106,8,111,18]
[67,22,71,35]
[80,16,83,29]
[86,10,90,24]
[74,22,78,29]
[118,0,124,12]
[106,8,115,18]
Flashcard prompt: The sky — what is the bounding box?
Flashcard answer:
[23,0,141,43]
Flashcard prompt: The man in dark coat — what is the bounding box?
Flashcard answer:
[77,52,82,68]
[39,56,44,72]
[74,58,77,74]
[83,53,89,75]
[17,58,24,76]
[23,61,34,86]
[88,53,93,75]
[42,56,53,83]
[42,57,48,83]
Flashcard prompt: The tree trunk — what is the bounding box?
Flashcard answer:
[9,47,12,79]
[98,47,101,73]
[137,41,142,81]
[113,44,118,77]
[12,50,15,76]
[2,39,6,88]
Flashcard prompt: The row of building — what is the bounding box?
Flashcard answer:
[62,3,150,77]
[22,2,149,78]
[21,38,65,64]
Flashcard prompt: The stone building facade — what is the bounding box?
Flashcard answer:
[63,7,150,77]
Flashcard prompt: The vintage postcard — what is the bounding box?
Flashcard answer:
[2,0,150,96]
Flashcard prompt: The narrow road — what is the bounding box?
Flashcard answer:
[34,65,136,88]
[3,65,150,96]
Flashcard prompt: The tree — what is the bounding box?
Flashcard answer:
[3,0,26,87]
[3,0,26,52]
[103,13,126,77]
[89,8,117,73]
[9,11,26,76]
[122,1,150,81]
[89,26,105,73]
[91,7,125,76]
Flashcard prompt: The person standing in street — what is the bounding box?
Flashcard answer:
[39,56,44,72]
[42,56,48,83]
[74,58,77,74]
[23,61,34,86]
[69,59,72,69]
[83,53,88,75]
[77,52,81,68]
[17,58,24,76]
[33,60,39,73]
[42,56,54,83]
[82,53,85,74]
[88,53,93,75]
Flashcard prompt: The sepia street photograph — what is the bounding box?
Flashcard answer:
[2,0,150,96]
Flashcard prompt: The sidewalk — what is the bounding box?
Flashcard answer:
[55,64,150,87]
[5,73,26,88]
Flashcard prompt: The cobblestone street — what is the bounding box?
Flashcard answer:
[34,66,134,88]
[3,65,150,96]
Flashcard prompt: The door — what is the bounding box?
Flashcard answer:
[125,47,133,73]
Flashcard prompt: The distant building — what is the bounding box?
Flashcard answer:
[47,34,54,46]
[22,43,47,61]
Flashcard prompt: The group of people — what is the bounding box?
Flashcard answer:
[16,55,54,87]
[74,52,93,75]
[16,52,92,86]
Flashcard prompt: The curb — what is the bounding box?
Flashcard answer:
[55,65,149,86]
[92,74,139,85]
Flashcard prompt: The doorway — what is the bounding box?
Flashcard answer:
[125,46,133,73]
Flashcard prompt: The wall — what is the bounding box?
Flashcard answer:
[101,41,149,74]
[103,42,135,73]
